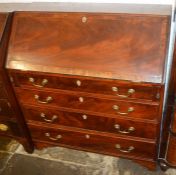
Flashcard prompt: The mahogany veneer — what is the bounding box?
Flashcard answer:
[5,10,172,170]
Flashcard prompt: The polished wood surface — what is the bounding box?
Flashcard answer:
[23,105,157,139]
[15,88,159,121]
[0,13,8,42]
[0,13,34,153]
[10,71,162,101]
[7,12,170,83]
[29,123,156,160]
[5,11,171,170]
[166,135,176,165]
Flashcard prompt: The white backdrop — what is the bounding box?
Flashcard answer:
[0,0,174,4]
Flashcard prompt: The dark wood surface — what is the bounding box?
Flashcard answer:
[22,105,157,140]
[6,12,170,83]
[33,140,157,170]
[29,122,156,160]
[0,99,13,117]
[5,11,171,170]
[0,13,8,42]
[15,88,159,121]
[10,70,162,102]
[0,13,34,153]
[166,135,176,165]
[171,109,176,134]
[0,118,21,137]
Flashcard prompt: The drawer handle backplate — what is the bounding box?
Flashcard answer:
[113,105,134,115]
[34,95,53,104]
[40,113,58,123]
[29,77,48,88]
[115,144,134,153]
[114,124,135,134]
[0,124,8,132]
[45,133,62,141]
[112,87,135,98]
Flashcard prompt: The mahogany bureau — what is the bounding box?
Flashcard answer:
[0,13,33,152]
[5,11,171,170]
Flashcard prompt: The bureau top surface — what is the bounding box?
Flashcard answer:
[6,12,170,83]
[0,13,8,43]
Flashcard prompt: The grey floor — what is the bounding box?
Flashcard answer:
[0,138,176,175]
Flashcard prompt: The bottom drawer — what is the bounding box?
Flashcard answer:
[29,123,156,160]
[0,119,21,137]
[166,134,176,165]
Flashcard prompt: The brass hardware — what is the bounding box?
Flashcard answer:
[0,124,8,131]
[82,114,88,120]
[156,93,160,99]
[45,133,62,141]
[115,144,134,153]
[85,134,90,139]
[29,77,48,88]
[82,16,87,23]
[112,105,134,115]
[76,80,81,87]
[112,87,135,98]
[40,113,58,123]
[79,97,84,103]
[34,95,53,104]
[114,124,135,134]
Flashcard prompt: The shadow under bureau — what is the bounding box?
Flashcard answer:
[5,10,172,170]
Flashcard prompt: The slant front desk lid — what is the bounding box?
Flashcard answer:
[6,12,170,83]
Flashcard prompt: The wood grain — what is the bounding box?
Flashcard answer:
[6,12,170,83]
[15,88,159,120]
[10,70,162,102]
[22,105,158,139]
[29,122,157,160]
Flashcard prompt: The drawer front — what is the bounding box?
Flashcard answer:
[16,88,159,120]
[23,106,157,139]
[12,72,161,101]
[0,99,13,117]
[166,135,176,165]
[29,123,156,160]
[0,119,21,137]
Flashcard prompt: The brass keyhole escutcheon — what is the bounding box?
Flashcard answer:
[82,16,87,23]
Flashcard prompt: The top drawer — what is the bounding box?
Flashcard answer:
[10,72,161,102]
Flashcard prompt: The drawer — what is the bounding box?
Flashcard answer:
[0,99,13,117]
[0,119,21,137]
[166,134,176,165]
[23,106,157,139]
[29,123,156,160]
[16,88,159,121]
[12,72,161,101]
